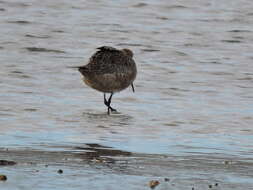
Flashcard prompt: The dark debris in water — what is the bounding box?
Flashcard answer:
[209,61,222,64]
[184,43,194,47]
[175,51,188,56]
[228,29,251,33]
[169,87,190,92]
[9,71,31,78]
[156,16,168,20]
[25,34,51,39]
[200,61,222,65]
[7,20,31,24]
[0,160,16,166]
[24,108,37,112]
[165,5,187,9]
[221,40,241,43]
[0,175,7,181]
[57,169,63,174]
[11,71,24,74]
[165,123,179,127]
[25,47,66,54]
[208,71,233,76]
[51,30,65,33]
[141,49,160,52]
[224,160,232,165]
[149,180,160,189]
[0,8,5,11]
[164,178,170,182]
[132,3,148,8]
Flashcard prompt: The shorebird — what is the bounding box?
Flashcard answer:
[74,46,137,114]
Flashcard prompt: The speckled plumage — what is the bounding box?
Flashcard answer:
[78,46,137,93]
[76,46,137,114]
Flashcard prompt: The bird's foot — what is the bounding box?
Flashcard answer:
[107,106,117,115]
[104,100,116,114]
[109,107,117,112]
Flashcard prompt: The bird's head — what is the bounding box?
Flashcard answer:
[121,48,134,58]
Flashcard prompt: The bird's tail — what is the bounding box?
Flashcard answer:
[67,66,89,76]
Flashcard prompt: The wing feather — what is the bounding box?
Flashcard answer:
[87,48,135,75]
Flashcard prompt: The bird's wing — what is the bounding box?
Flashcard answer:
[87,49,132,74]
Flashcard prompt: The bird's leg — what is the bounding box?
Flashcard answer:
[104,93,110,114]
[104,93,108,106]
[103,93,116,114]
[131,83,135,93]
[107,93,117,112]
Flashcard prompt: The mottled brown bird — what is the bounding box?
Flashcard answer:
[74,46,137,114]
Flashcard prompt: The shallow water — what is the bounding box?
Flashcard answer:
[0,0,253,189]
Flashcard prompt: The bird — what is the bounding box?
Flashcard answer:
[73,46,137,114]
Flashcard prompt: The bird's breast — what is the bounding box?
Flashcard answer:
[82,70,135,93]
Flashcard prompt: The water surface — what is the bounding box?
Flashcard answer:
[0,0,253,189]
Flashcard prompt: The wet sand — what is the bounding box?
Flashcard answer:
[1,0,253,189]
[1,145,253,190]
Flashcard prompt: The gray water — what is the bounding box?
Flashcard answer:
[0,0,253,189]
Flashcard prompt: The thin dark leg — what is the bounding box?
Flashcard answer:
[107,93,117,112]
[103,93,116,115]
[104,93,110,114]
[104,93,107,106]
[107,106,110,115]
[131,83,135,93]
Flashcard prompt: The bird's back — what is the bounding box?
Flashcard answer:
[88,46,134,74]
